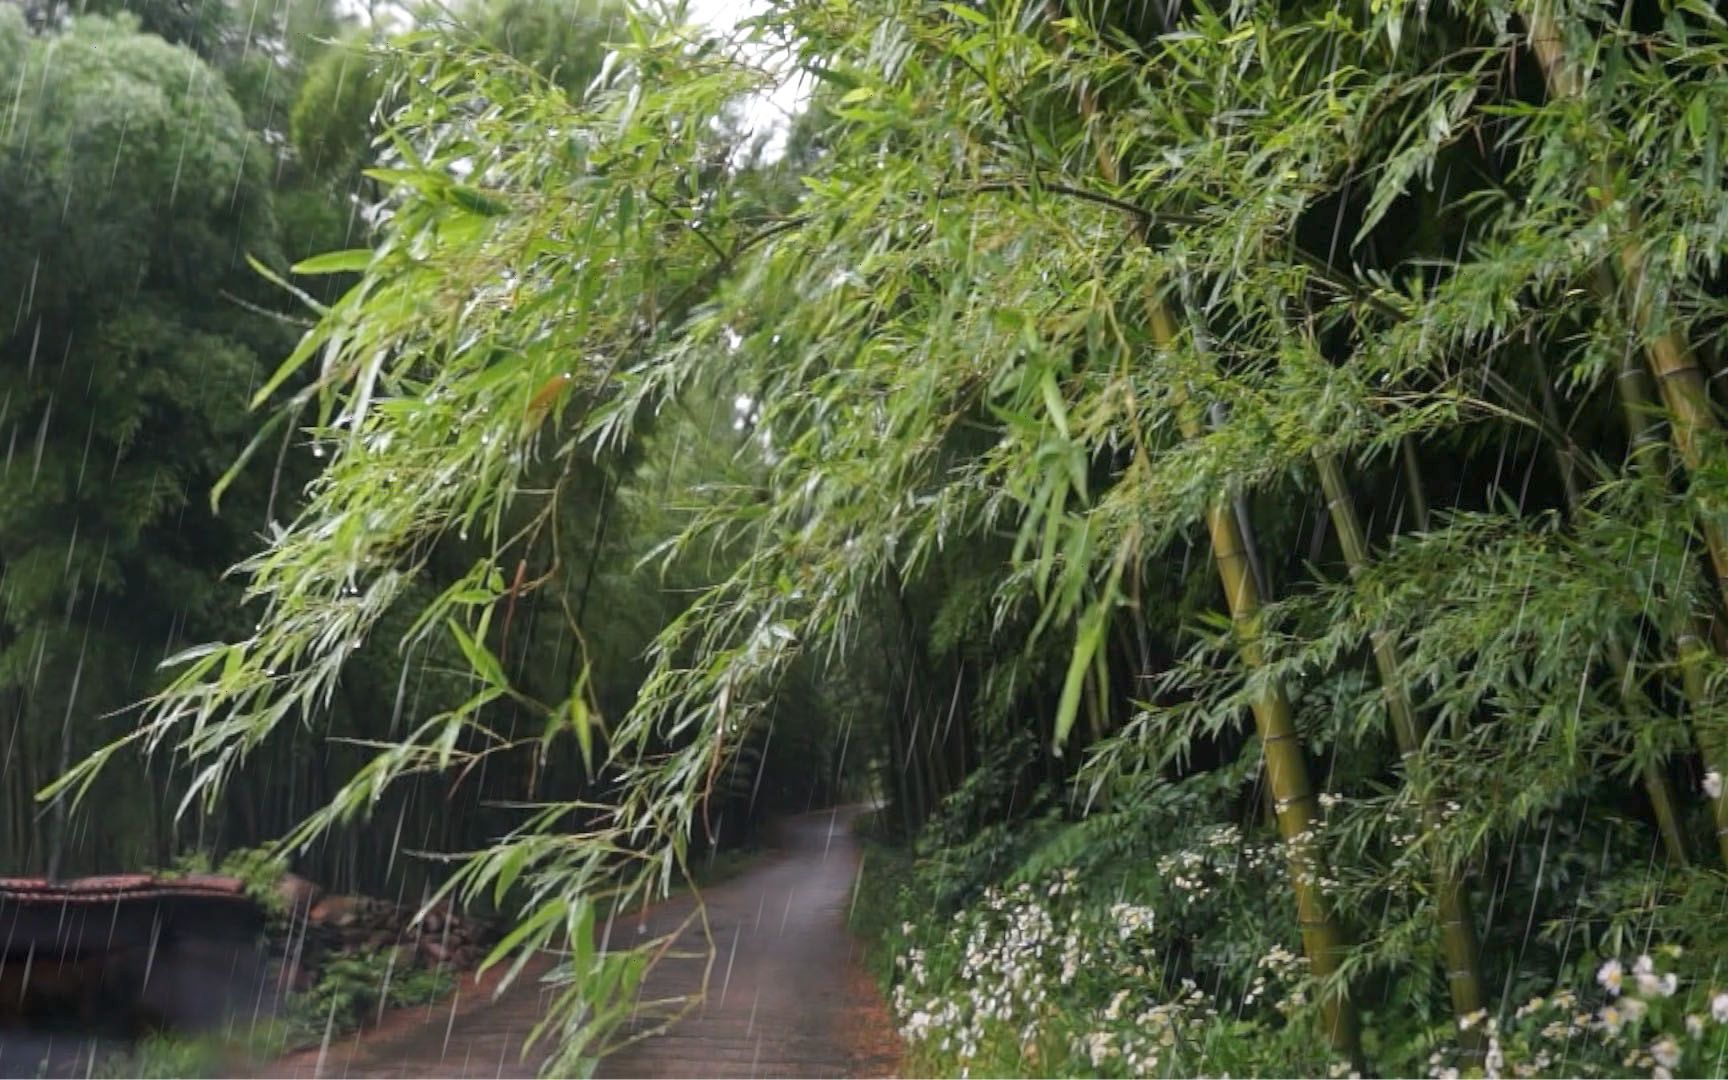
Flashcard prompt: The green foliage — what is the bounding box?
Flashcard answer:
[868,805,1728,1078]
[57,0,1728,1073]
[286,953,452,1045]
[1,0,659,900]
[167,844,289,913]
[866,778,1340,1077]
[911,731,1050,907]
[0,13,272,309]
[471,0,627,95]
[74,0,235,56]
[93,1031,264,1080]
[0,7,288,875]
[290,37,389,182]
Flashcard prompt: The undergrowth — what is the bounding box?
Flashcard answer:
[854,745,1728,1078]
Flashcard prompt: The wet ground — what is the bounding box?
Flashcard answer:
[261,806,901,1078]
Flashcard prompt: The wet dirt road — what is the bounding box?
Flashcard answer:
[263,806,900,1078]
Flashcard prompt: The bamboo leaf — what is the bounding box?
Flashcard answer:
[1054,599,1108,752]
[448,619,509,690]
[292,249,374,275]
[479,896,568,976]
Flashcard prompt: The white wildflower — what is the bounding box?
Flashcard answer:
[1651,1035,1681,1070]
[1714,992,1728,1024]
[1485,1036,1505,1079]
[1707,771,1723,800]
[1632,957,1676,998]
[1599,958,1625,996]
[1600,1005,1625,1035]
[1084,1031,1117,1068]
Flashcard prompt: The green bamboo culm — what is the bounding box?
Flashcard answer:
[1069,37,1364,1056]
[1524,3,1728,608]
[1312,450,1487,1060]
[1149,309,1362,1064]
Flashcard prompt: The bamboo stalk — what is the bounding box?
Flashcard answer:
[1524,0,1728,865]
[1313,451,1487,1055]
[1063,20,1361,1055]
[1400,438,1431,533]
[1149,315,1361,1060]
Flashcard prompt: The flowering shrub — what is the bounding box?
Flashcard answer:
[882,866,1343,1077]
[856,755,1728,1078]
[1420,950,1728,1079]
[874,855,1728,1079]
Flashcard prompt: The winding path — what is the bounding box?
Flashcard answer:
[265,807,900,1079]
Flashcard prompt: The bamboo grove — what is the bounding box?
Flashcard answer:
[55,0,1728,1073]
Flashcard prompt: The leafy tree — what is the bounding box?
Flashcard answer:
[0,7,282,873]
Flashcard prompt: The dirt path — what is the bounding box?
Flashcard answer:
[264,807,900,1079]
